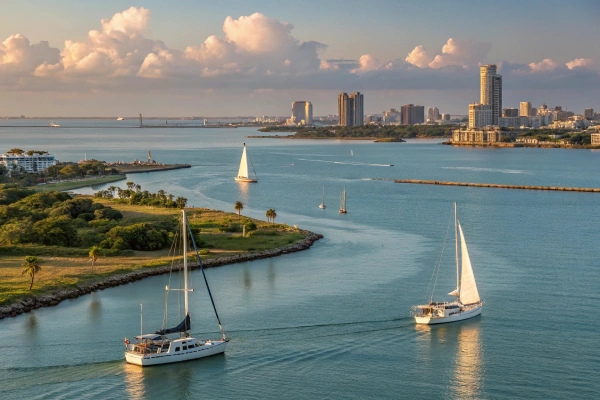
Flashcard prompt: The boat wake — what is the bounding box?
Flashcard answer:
[441,166,529,174]
[297,158,393,167]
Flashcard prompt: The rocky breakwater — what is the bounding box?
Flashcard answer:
[0,232,323,320]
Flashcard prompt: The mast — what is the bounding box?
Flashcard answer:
[322,186,325,205]
[454,202,460,297]
[182,209,189,316]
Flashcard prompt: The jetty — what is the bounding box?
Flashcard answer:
[394,179,600,193]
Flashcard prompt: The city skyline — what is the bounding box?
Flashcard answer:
[0,1,599,116]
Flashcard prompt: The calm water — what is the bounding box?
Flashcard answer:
[1,123,599,399]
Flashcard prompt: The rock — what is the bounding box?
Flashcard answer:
[49,300,59,306]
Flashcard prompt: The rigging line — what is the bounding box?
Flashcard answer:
[162,221,180,330]
[249,158,258,179]
[186,219,227,339]
[428,212,453,303]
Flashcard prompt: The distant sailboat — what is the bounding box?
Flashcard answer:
[350,150,354,157]
[318,186,326,209]
[117,117,125,121]
[339,186,347,214]
[412,203,484,324]
[234,143,258,182]
[50,120,60,127]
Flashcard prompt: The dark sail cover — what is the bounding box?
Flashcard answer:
[156,314,191,335]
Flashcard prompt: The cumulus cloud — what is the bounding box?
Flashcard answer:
[528,58,557,72]
[405,38,491,69]
[351,54,381,73]
[566,58,594,69]
[0,34,60,75]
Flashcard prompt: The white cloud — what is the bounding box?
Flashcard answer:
[405,45,435,68]
[0,34,60,75]
[405,38,491,69]
[352,54,381,73]
[528,58,557,72]
[223,13,296,55]
[566,58,593,70]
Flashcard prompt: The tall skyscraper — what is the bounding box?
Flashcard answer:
[291,101,313,124]
[469,103,492,128]
[401,104,425,125]
[520,101,532,117]
[480,65,502,125]
[427,107,440,122]
[338,92,364,126]
[584,108,594,120]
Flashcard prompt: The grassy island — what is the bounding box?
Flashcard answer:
[252,124,455,140]
[0,187,317,308]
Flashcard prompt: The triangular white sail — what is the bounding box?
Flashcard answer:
[237,146,250,179]
[458,223,480,304]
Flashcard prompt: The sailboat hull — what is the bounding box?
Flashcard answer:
[125,340,227,366]
[414,303,482,325]
[234,177,257,182]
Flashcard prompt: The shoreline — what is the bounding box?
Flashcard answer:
[446,141,600,149]
[395,179,600,192]
[115,164,191,174]
[0,231,323,320]
[247,135,407,141]
[35,175,126,191]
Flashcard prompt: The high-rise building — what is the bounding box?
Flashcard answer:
[441,114,451,121]
[480,65,502,125]
[503,108,519,117]
[469,103,493,128]
[291,101,313,124]
[401,104,425,125]
[584,108,594,120]
[337,92,364,126]
[427,107,440,122]
[520,102,532,117]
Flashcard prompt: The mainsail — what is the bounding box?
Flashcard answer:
[156,314,191,335]
[458,223,480,304]
[237,145,250,178]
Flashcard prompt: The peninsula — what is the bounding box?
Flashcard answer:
[248,124,455,140]
[0,186,322,318]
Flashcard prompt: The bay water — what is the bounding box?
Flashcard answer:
[0,122,599,399]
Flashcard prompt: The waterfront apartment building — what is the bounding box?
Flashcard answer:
[503,108,519,117]
[338,92,364,126]
[584,108,594,120]
[427,107,440,122]
[453,127,517,144]
[291,101,313,125]
[520,102,532,117]
[0,151,56,173]
[401,104,425,125]
[480,65,502,125]
[469,103,492,128]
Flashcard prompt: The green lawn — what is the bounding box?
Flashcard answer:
[34,175,126,192]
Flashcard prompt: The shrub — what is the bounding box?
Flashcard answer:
[94,208,123,221]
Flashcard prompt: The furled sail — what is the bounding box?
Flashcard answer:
[458,224,480,304]
[237,145,249,178]
[156,314,191,335]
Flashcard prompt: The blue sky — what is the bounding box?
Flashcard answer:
[0,0,599,116]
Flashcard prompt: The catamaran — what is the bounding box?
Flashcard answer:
[318,186,326,209]
[339,186,347,214]
[124,209,228,366]
[235,143,258,182]
[412,202,483,325]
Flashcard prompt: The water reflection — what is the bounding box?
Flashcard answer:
[236,182,250,202]
[25,313,38,334]
[89,294,102,322]
[123,363,146,400]
[267,260,276,288]
[243,267,252,290]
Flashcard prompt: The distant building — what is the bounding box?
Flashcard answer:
[469,103,492,128]
[427,107,440,122]
[0,150,56,173]
[291,101,313,125]
[584,108,594,120]
[401,104,425,125]
[453,126,517,144]
[591,134,600,146]
[441,113,451,121]
[503,108,519,117]
[480,65,502,125]
[338,92,364,126]
[520,101,532,117]
[382,109,401,124]
[498,116,521,128]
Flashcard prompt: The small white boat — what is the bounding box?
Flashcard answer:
[124,210,228,366]
[50,120,60,127]
[350,150,353,157]
[117,117,125,121]
[412,203,483,325]
[234,143,258,182]
[318,186,326,209]
[339,186,347,214]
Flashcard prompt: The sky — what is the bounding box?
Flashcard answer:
[1,0,599,117]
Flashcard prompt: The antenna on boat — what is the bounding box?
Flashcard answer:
[140,303,143,336]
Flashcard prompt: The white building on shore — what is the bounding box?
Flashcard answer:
[0,151,57,173]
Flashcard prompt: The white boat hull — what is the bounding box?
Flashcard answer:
[234,177,257,182]
[415,304,482,325]
[125,340,227,367]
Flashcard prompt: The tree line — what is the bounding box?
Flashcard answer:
[94,182,188,209]
[258,124,456,139]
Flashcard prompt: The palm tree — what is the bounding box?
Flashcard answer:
[265,209,272,223]
[89,246,100,273]
[234,201,244,219]
[266,208,276,223]
[22,256,42,290]
[271,209,277,224]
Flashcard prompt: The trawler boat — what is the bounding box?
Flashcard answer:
[124,210,228,366]
[412,203,483,325]
[234,143,258,182]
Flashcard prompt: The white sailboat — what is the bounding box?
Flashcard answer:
[234,143,258,182]
[339,185,347,214]
[50,120,60,127]
[350,150,354,157]
[318,186,326,209]
[412,203,483,325]
[124,209,228,366]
